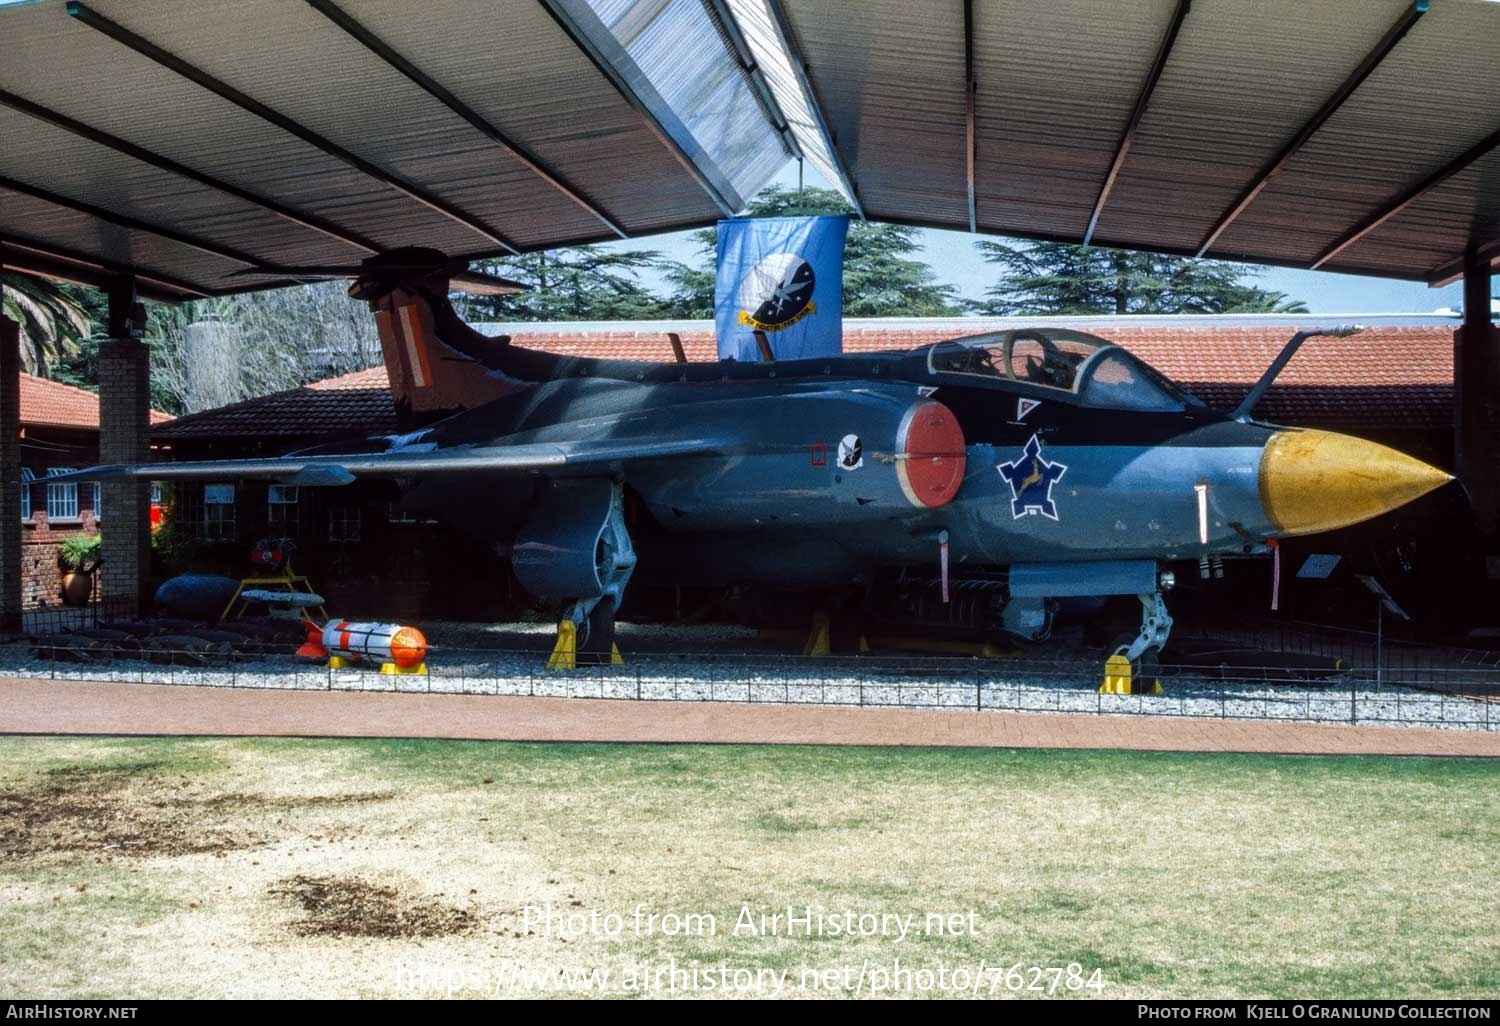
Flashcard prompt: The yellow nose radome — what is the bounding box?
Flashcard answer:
[1259,429,1453,537]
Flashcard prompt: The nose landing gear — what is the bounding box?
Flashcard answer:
[1100,592,1172,695]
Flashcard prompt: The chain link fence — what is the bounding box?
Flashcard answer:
[7,636,1496,732]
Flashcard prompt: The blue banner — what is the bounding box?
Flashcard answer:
[715,214,850,361]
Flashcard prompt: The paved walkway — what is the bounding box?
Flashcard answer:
[1,675,1497,757]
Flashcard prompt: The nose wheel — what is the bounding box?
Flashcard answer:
[1100,592,1172,695]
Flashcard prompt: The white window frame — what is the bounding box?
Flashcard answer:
[267,484,299,534]
[20,468,33,522]
[200,483,236,541]
[93,481,102,520]
[46,468,79,521]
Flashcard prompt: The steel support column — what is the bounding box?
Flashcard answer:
[0,314,20,633]
[1456,250,1500,556]
[97,278,151,616]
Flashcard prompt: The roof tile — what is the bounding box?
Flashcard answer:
[20,373,171,431]
[152,323,1458,441]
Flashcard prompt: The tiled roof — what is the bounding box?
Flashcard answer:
[153,366,398,441]
[153,323,1457,441]
[20,373,172,431]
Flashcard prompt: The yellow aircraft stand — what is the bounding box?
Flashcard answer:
[379,661,429,676]
[546,620,623,671]
[1100,653,1163,695]
[327,654,428,676]
[802,612,832,657]
[220,559,327,622]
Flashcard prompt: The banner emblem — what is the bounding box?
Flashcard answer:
[736,253,817,332]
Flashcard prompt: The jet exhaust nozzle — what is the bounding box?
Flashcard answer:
[1258,429,1453,537]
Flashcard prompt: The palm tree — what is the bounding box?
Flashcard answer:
[2,273,92,376]
[1224,290,1311,314]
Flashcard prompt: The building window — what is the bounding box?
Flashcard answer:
[150,482,163,505]
[46,469,78,521]
[20,468,33,521]
[199,483,236,541]
[328,505,362,542]
[93,481,102,520]
[267,485,299,534]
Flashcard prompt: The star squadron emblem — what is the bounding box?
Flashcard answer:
[997,435,1068,520]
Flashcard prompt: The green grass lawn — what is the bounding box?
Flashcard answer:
[0,737,1495,999]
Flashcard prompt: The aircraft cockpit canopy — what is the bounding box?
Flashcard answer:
[926,328,1196,413]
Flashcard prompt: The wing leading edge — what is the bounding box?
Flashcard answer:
[47,436,734,486]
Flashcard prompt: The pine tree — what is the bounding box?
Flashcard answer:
[973,241,1307,315]
[464,247,672,322]
[662,185,963,318]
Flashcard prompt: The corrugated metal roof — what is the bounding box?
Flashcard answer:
[773,0,1500,283]
[6,0,1500,298]
[0,0,758,298]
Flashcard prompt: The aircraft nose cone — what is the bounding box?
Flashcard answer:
[1258,429,1453,537]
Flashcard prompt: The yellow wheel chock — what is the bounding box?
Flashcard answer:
[1100,653,1163,695]
[547,620,578,671]
[802,611,831,657]
[546,620,625,671]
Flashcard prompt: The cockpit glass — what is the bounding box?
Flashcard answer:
[926,328,1192,412]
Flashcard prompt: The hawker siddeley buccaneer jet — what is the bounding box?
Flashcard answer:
[61,249,1454,679]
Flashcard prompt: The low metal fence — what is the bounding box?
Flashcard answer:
[6,640,1496,732]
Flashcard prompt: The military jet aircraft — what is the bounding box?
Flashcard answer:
[64,249,1453,675]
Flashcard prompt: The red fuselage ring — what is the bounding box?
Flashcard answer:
[897,400,967,507]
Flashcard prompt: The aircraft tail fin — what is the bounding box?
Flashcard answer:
[364,280,526,424]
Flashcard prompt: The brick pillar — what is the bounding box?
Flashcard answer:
[98,337,151,615]
[0,317,20,633]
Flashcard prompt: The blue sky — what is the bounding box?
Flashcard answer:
[605,162,1473,316]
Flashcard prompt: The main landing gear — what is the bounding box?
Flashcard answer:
[548,595,625,671]
[1100,592,1173,695]
[511,479,635,671]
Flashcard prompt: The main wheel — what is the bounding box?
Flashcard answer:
[577,597,617,666]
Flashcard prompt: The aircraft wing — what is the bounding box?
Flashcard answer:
[45,436,732,487]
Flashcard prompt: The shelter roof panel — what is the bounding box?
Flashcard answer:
[0,183,251,290]
[1212,0,1500,269]
[341,0,720,236]
[1096,0,1419,253]
[774,0,969,228]
[1335,156,1500,278]
[971,0,1177,239]
[0,108,358,270]
[0,2,469,264]
[0,0,740,295]
[8,0,1500,290]
[77,0,604,254]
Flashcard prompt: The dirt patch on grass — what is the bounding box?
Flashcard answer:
[0,763,394,861]
[269,874,477,939]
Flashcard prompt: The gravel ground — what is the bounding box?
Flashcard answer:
[0,620,1495,733]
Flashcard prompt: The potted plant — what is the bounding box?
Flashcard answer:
[57,535,102,606]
